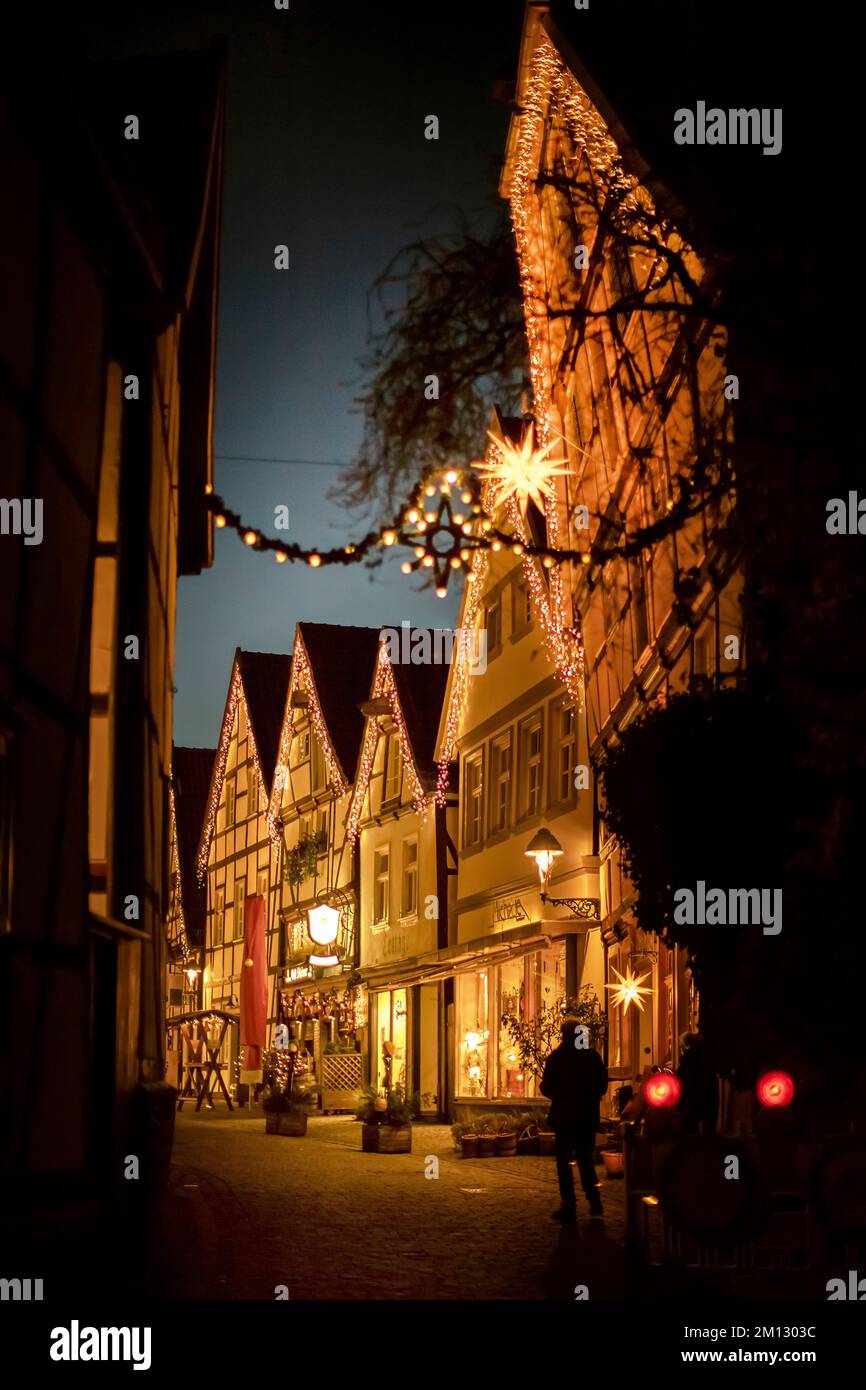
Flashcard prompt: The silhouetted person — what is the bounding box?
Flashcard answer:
[540,1017,608,1221]
[676,1031,718,1134]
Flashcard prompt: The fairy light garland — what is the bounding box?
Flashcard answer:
[345,647,432,842]
[267,633,348,852]
[196,661,268,884]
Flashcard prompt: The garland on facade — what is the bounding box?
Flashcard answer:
[196,659,268,885]
[345,646,433,843]
[268,632,348,854]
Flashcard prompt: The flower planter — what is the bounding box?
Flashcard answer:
[537,1130,557,1157]
[461,1134,480,1159]
[265,1108,308,1136]
[362,1122,412,1154]
[601,1150,624,1177]
[517,1131,539,1156]
[477,1135,497,1158]
[495,1132,518,1157]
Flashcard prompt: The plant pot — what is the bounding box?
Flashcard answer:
[362,1122,412,1154]
[537,1130,557,1157]
[601,1150,624,1177]
[477,1135,497,1158]
[265,1108,308,1136]
[495,1132,517,1157]
[461,1134,480,1158]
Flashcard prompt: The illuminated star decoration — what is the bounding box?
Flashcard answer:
[605,965,653,1014]
[475,426,571,514]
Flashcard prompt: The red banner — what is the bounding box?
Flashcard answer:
[240,893,267,1080]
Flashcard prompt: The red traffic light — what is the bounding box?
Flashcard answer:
[756,1070,795,1107]
[644,1072,682,1108]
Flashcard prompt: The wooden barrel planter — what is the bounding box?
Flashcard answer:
[362,1122,412,1154]
[477,1135,497,1158]
[461,1134,480,1158]
[495,1132,518,1157]
[265,1108,308,1136]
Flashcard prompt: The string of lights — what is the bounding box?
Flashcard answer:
[345,646,432,843]
[196,660,268,885]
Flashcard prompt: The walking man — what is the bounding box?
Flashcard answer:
[540,1016,608,1221]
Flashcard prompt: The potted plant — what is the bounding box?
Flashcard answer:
[600,1133,625,1177]
[476,1119,497,1158]
[451,1121,480,1158]
[263,1086,308,1136]
[493,1117,518,1157]
[356,1085,414,1153]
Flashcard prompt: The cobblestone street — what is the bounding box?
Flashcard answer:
[156,1111,627,1301]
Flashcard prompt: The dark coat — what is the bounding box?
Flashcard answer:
[540,1042,608,1131]
[676,1042,719,1131]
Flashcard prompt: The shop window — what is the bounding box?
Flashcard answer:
[233,877,246,939]
[373,846,390,926]
[375,988,407,1093]
[490,733,512,834]
[457,972,489,1097]
[383,732,402,803]
[498,957,526,1098]
[518,714,544,819]
[400,836,418,918]
[463,751,484,848]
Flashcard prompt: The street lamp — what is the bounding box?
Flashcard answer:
[524,829,600,920]
[525,828,563,887]
[307,901,341,967]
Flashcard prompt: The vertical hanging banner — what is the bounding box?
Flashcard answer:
[240,893,267,1083]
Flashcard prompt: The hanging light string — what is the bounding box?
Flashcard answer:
[345,646,432,843]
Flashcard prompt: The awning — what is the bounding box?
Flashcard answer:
[359,923,556,993]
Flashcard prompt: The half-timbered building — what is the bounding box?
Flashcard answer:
[197,649,291,1096]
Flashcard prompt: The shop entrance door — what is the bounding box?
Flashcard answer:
[375,988,407,1093]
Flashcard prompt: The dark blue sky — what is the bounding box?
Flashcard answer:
[86,0,523,745]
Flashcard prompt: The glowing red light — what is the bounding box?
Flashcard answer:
[644,1072,682,1108]
[756,1070,795,1107]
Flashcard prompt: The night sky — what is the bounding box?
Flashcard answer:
[78,0,525,745]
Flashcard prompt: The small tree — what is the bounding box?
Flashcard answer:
[500,986,607,1080]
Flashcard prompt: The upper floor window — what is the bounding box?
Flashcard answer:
[383,732,402,803]
[225,779,236,828]
[554,704,577,804]
[518,714,544,820]
[512,579,532,638]
[485,595,502,655]
[401,837,418,918]
[213,887,225,947]
[247,762,259,815]
[292,729,310,767]
[464,751,484,848]
[373,846,390,925]
[233,877,246,939]
[311,735,326,791]
[630,556,649,657]
[490,734,512,835]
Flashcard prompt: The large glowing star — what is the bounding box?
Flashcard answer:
[475,426,570,513]
[605,965,653,1014]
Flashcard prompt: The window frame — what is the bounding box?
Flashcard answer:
[462,749,484,849]
[373,845,390,927]
[233,876,246,940]
[213,886,225,947]
[400,835,419,919]
[517,712,545,821]
[489,732,513,836]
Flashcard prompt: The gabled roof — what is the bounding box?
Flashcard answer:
[346,636,451,840]
[297,623,383,785]
[172,746,215,947]
[389,658,451,784]
[196,648,292,880]
[236,649,293,793]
